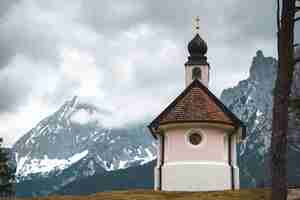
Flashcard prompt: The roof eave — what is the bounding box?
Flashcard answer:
[147,124,158,140]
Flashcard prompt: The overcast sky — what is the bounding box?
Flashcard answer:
[0,0,284,146]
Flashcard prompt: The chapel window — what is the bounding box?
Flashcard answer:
[188,132,202,146]
[192,67,202,80]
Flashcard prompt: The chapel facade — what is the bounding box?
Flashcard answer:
[148,28,246,191]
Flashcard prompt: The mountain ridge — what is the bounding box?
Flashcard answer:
[13,96,156,196]
[221,49,300,187]
[13,49,300,196]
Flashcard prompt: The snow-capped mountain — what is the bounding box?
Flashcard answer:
[13,50,300,196]
[13,96,156,185]
[221,50,300,187]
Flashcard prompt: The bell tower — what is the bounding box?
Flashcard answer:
[148,17,245,192]
[185,17,210,87]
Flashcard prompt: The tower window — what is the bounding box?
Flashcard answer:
[192,67,202,80]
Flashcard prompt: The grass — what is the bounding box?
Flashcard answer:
[21,189,273,200]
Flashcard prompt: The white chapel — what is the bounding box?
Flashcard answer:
[148,20,246,191]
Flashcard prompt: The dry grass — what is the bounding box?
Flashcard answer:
[18,189,272,200]
[289,189,300,200]
[15,188,300,200]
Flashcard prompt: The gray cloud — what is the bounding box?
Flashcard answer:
[0,71,31,113]
[225,1,276,42]
[0,1,61,68]
[0,0,20,70]
[78,0,277,45]
[0,40,14,70]
[0,0,280,145]
[0,0,19,18]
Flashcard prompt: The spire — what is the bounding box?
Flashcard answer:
[184,17,210,87]
[185,17,208,66]
[192,16,200,35]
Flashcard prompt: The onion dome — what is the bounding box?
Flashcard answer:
[185,34,209,66]
[188,34,208,56]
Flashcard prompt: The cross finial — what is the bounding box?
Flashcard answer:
[193,16,200,35]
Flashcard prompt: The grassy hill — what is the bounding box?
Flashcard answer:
[22,189,274,200]
[21,188,300,200]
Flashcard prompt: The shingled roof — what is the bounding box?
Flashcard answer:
[148,79,246,139]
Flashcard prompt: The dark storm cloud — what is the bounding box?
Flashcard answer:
[0,0,61,113]
[223,0,277,45]
[77,0,277,101]
[0,0,20,70]
[0,0,280,146]
[79,1,219,34]
[0,74,31,112]
[0,40,14,70]
[0,0,76,111]
[0,0,278,72]
[0,0,19,18]
[79,0,143,36]
[0,4,60,69]
[79,0,276,45]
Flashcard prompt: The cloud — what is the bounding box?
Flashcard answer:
[0,74,29,112]
[0,0,19,18]
[70,109,99,125]
[222,0,277,45]
[0,56,34,113]
[0,0,279,146]
[78,0,277,45]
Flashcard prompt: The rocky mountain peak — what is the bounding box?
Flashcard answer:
[221,50,300,187]
[13,96,156,183]
[249,50,277,84]
[12,49,300,196]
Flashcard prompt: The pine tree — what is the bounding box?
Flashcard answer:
[0,138,15,197]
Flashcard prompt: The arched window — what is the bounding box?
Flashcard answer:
[192,67,202,80]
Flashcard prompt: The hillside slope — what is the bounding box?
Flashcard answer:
[18,189,274,200]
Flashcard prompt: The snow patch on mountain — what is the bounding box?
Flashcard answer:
[16,150,88,177]
[12,95,156,193]
[118,160,128,169]
[143,148,156,164]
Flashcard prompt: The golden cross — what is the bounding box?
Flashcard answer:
[192,16,200,34]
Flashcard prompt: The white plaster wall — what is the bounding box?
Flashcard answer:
[160,123,240,191]
[164,126,227,163]
[224,134,229,162]
[162,162,231,191]
[185,65,209,87]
